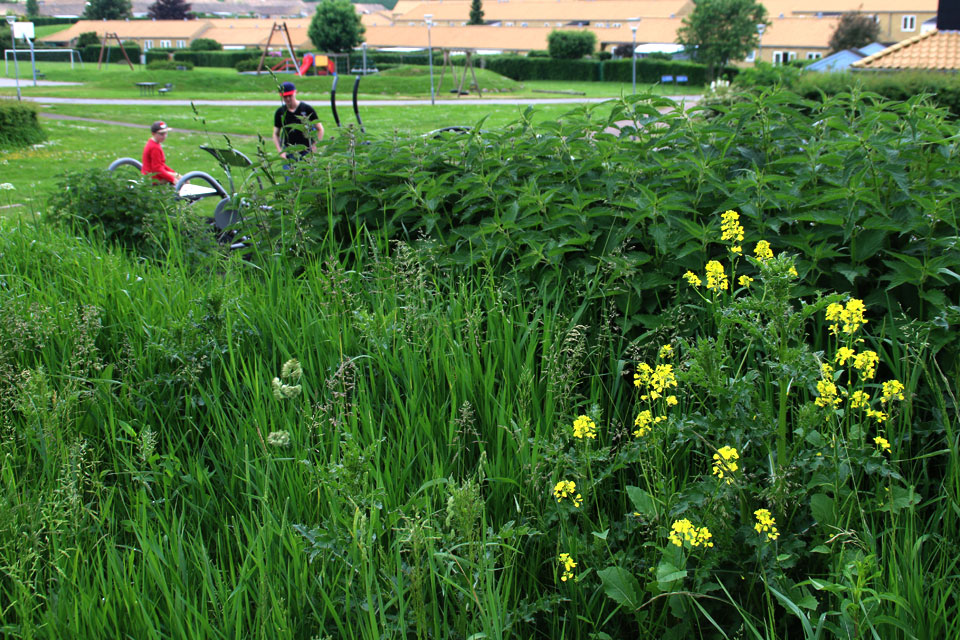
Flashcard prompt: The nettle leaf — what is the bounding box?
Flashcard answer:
[626,486,658,519]
[598,567,643,610]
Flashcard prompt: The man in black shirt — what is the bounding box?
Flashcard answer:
[272,81,323,161]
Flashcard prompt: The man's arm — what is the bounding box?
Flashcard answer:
[273,126,286,159]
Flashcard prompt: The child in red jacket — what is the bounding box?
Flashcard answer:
[141,121,181,185]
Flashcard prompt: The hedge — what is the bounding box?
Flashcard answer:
[0,101,46,150]
[484,55,600,81]
[792,71,960,119]
[170,50,263,68]
[81,44,141,63]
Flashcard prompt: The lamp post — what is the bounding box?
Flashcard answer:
[630,22,638,95]
[5,16,20,101]
[756,23,766,66]
[424,14,435,105]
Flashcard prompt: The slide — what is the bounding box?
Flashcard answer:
[298,53,314,76]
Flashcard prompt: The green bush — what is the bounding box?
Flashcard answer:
[793,71,960,118]
[602,58,720,84]
[81,44,141,63]
[235,57,260,72]
[527,49,549,58]
[733,61,802,88]
[597,51,612,61]
[47,169,180,250]
[0,101,46,150]
[77,31,100,48]
[171,50,262,68]
[189,37,222,51]
[485,55,599,81]
[547,30,596,59]
[146,59,194,70]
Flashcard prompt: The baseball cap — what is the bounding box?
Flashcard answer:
[151,121,171,133]
[279,81,296,96]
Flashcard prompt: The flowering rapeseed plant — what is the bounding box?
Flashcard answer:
[711,446,740,484]
[881,380,905,403]
[753,509,779,541]
[572,415,597,439]
[704,260,729,292]
[668,519,714,548]
[553,480,582,507]
[720,210,745,254]
[738,275,754,288]
[558,553,577,582]
[825,299,868,335]
[753,240,774,261]
[873,436,891,453]
[683,271,702,288]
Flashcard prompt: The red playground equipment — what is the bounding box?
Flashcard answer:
[268,53,335,76]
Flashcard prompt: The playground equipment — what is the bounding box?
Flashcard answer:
[329,74,364,134]
[437,49,482,97]
[107,146,262,249]
[269,52,336,76]
[97,32,135,71]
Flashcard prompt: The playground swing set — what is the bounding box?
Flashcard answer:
[255,22,336,76]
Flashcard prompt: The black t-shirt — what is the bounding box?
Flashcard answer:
[274,101,318,152]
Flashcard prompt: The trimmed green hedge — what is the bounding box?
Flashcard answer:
[170,50,263,68]
[0,101,46,150]
[81,44,141,63]
[792,71,960,118]
[485,55,600,81]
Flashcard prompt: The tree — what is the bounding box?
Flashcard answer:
[148,0,192,20]
[829,12,881,54]
[308,0,365,53]
[190,37,222,51]
[468,0,484,25]
[547,31,596,59]
[26,0,40,18]
[677,0,768,80]
[77,31,101,48]
[83,0,132,20]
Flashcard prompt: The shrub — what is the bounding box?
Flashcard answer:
[147,59,194,70]
[189,37,222,51]
[733,61,802,88]
[171,50,261,68]
[0,101,46,149]
[81,44,141,63]
[485,55,599,81]
[77,31,100,48]
[793,71,960,118]
[235,57,260,72]
[527,49,549,58]
[47,169,181,250]
[597,51,612,61]
[547,30,596,59]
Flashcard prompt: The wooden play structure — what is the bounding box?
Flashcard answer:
[438,49,482,98]
[97,32,135,71]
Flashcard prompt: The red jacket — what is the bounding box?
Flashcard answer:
[142,138,176,184]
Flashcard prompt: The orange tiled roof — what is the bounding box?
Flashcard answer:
[853,29,960,70]
[761,0,937,15]
[39,19,211,41]
[759,16,840,48]
[395,0,692,23]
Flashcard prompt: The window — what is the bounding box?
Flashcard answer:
[902,15,916,31]
[772,51,795,64]
[160,40,171,48]
[806,52,822,60]
[520,22,528,27]
[505,21,514,26]
[788,51,797,61]
[613,23,621,28]
[144,40,153,50]
[176,40,186,48]
[746,49,756,62]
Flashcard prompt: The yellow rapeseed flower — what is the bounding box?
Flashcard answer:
[712,446,740,483]
[874,435,891,453]
[815,379,842,408]
[835,347,855,366]
[705,260,729,291]
[669,519,714,548]
[666,395,678,406]
[572,415,597,439]
[853,350,879,380]
[754,241,774,262]
[753,508,780,541]
[659,344,674,359]
[720,210,745,254]
[683,271,702,288]
[881,380,905,404]
[553,480,582,507]
[849,390,871,409]
[866,409,888,424]
[738,275,754,288]
[789,266,799,278]
[558,553,577,582]
[826,299,868,335]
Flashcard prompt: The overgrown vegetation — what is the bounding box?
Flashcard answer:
[0,101,47,150]
[1,89,957,639]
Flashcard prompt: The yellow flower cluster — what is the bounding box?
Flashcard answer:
[881,380,905,404]
[826,299,868,335]
[852,350,879,380]
[668,518,714,548]
[633,409,667,438]
[558,553,577,582]
[754,240,774,262]
[683,271,702,288]
[720,210,745,254]
[634,362,678,401]
[849,390,871,409]
[738,275,754,288]
[705,260,729,291]
[874,436,891,453]
[711,446,740,484]
[753,509,780,541]
[815,378,841,408]
[659,344,674,359]
[572,415,597,439]
[553,480,582,507]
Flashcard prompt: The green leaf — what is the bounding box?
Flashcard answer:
[810,493,836,527]
[597,566,642,610]
[626,486,658,519]
[656,561,687,590]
